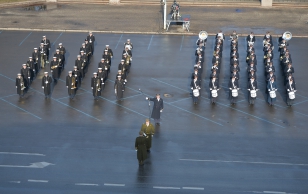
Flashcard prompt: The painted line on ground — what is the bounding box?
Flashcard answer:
[169,97,191,104]
[52,32,64,46]
[180,35,184,51]
[9,181,21,183]
[19,32,32,46]
[0,73,15,81]
[28,179,48,183]
[115,34,123,49]
[0,98,42,120]
[182,187,204,190]
[293,99,308,106]
[54,98,101,121]
[99,96,148,118]
[0,94,18,99]
[179,159,308,166]
[113,93,142,101]
[148,35,153,50]
[213,100,285,128]
[75,183,99,186]
[56,91,88,100]
[104,183,125,186]
[167,102,223,126]
[153,186,181,189]
[0,152,45,156]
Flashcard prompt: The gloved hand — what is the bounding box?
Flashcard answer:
[42,86,44,89]
[146,97,148,100]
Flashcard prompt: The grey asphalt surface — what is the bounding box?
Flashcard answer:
[0,4,308,35]
[0,31,307,193]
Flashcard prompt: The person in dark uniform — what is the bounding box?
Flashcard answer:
[190,75,201,105]
[72,66,82,88]
[103,50,112,68]
[91,72,101,100]
[247,77,258,105]
[114,75,125,100]
[38,43,47,67]
[286,79,296,107]
[209,77,219,104]
[20,64,31,89]
[50,57,60,83]
[57,43,66,65]
[32,48,40,73]
[140,118,155,152]
[267,77,277,106]
[229,76,240,105]
[66,71,76,99]
[16,73,26,98]
[135,131,147,166]
[146,94,164,125]
[42,72,52,98]
[105,45,113,66]
[26,57,35,80]
[246,32,255,48]
[86,32,95,54]
[41,35,51,61]
[97,68,106,91]
[54,49,64,71]
[124,39,133,51]
[75,55,84,78]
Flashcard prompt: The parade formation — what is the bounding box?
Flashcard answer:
[13,30,298,166]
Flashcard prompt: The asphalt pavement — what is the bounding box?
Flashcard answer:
[0,31,307,194]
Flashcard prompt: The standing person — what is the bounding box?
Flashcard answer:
[124,39,133,51]
[286,79,296,107]
[267,77,277,106]
[114,76,125,101]
[140,119,155,152]
[41,35,51,61]
[228,76,240,105]
[105,45,113,66]
[20,64,31,90]
[91,72,101,100]
[50,57,59,83]
[135,131,147,166]
[66,71,76,99]
[72,66,82,88]
[209,77,219,104]
[190,75,201,105]
[57,43,66,65]
[247,77,258,105]
[87,32,95,54]
[32,48,40,73]
[42,72,52,98]
[146,94,164,125]
[16,73,26,98]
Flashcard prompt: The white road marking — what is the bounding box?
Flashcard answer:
[183,187,204,190]
[179,159,308,166]
[0,152,45,156]
[153,186,181,189]
[9,181,20,183]
[263,192,286,194]
[0,161,54,168]
[75,183,99,186]
[28,179,48,183]
[104,183,125,186]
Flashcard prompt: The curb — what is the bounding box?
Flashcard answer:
[0,28,307,38]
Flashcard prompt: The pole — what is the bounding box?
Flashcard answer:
[163,0,167,30]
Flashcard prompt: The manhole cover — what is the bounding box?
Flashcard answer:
[164,94,172,98]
